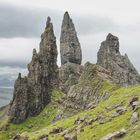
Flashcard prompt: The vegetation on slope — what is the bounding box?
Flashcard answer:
[23,85,140,140]
[0,89,64,140]
[1,83,140,140]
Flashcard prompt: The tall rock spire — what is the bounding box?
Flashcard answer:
[60,12,82,65]
[97,33,140,86]
[9,17,58,123]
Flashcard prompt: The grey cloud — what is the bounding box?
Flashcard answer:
[0,4,117,38]
[0,4,62,38]
[74,15,117,35]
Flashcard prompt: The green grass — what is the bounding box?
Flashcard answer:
[22,84,140,140]
[0,89,64,139]
[51,89,64,101]
[1,84,140,140]
[0,102,59,139]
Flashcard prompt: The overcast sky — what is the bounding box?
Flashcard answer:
[0,0,140,83]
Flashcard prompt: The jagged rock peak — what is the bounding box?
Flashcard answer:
[9,17,58,124]
[102,33,120,54]
[18,73,22,79]
[64,11,70,19]
[60,12,82,65]
[62,12,73,28]
[45,16,54,31]
[97,33,140,86]
[106,33,119,41]
[46,16,51,27]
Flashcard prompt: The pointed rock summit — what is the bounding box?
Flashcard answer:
[60,12,82,65]
[9,17,58,123]
[97,33,140,86]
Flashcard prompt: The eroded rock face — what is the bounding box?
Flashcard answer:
[59,62,84,93]
[9,17,58,124]
[60,12,82,65]
[97,33,140,86]
[63,62,113,109]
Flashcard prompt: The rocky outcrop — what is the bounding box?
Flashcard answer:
[59,62,84,93]
[9,17,58,124]
[60,12,82,65]
[97,33,140,86]
[100,128,127,140]
[63,62,114,109]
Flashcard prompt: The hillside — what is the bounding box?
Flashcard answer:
[0,11,140,140]
[1,82,140,139]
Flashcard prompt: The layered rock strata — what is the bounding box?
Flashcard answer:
[63,62,114,109]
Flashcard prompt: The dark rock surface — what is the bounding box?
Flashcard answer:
[60,12,82,65]
[97,33,140,86]
[13,134,28,140]
[9,17,58,124]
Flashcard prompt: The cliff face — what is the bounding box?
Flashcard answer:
[59,12,83,93]
[8,13,140,125]
[97,33,140,86]
[9,17,58,124]
[62,62,114,110]
[60,12,82,65]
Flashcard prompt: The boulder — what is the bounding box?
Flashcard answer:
[64,134,77,140]
[84,118,95,125]
[38,134,48,140]
[116,106,127,115]
[75,117,85,124]
[51,127,63,134]
[129,96,139,106]
[130,112,138,122]
[13,134,28,140]
[131,101,140,110]
[100,128,126,140]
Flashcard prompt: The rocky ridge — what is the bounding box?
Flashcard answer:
[8,17,58,124]
[97,33,140,86]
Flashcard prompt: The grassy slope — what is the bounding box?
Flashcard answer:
[0,90,64,140]
[25,84,140,140]
[1,84,140,140]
